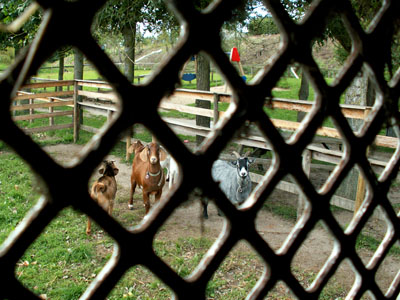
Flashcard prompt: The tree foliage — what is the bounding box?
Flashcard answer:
[248,16,279,35]
[280,0,399,71]
[0,0,41,52]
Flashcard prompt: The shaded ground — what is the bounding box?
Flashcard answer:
[44,143,400,297]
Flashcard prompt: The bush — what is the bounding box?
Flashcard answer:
[0,48,14,66]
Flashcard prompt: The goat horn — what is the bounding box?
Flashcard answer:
[232,151,241,158]
[243,150,251,157]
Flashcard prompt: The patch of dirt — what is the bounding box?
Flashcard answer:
[43,143,400,295]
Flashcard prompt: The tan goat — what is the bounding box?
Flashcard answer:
[86,160,119,235]
[129,142,167,215]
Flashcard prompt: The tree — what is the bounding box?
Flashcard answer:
[0,0,41,55]
[94,0,177,82]
[248,16,279,35]
[0,1,72,84]
[194,0,263,91]
[280,0,399,71]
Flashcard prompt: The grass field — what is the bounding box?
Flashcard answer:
[1,108,398,299]
[0,147,336,300]
[2,60,398,299]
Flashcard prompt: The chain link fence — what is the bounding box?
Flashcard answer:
[1,0,400,299]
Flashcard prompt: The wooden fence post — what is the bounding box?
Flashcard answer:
[29,98,33,124]
[107,110,113,123]
[213,93,219,125]
[298,149,312,220]
[73,81,80,143]
[354,165,367,215]
[354,108,371,216]
[49,98,54,126]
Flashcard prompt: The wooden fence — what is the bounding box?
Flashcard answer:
[13,79,398,219]
[12,80,75,133]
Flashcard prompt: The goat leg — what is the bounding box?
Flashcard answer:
[129,180,137,210]
[143,192,151,214]
[201,198,209,219]
[155,190,162,204]
[108,200,114,215]
[86,217,92,235]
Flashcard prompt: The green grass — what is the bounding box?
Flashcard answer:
[15,208,99,300]
[4,66,398,298]
[356,233,400,256]
[0,153,39,243]
[1,125,398,300]
[263,201,298,221]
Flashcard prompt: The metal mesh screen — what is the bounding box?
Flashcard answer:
[1,0,400,299]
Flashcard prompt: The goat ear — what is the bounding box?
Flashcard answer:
[139,148,148,161]
[248,158,255,164]
[113,167,119,175]
[229,160,237,167]
[98,168,105,175]
[159,148,167,161]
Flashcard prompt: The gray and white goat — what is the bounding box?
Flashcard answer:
[202,151,254,219]
[161,154,179,189]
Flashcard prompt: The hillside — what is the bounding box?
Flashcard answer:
[134,34,341,74]
[240,34,341,71]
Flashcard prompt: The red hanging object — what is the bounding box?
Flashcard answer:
[230,47,240,62]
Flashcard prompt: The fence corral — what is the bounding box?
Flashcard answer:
[12,81,74,133]
[13,79,397,220]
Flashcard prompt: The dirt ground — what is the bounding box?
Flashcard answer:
[43,143,400,297]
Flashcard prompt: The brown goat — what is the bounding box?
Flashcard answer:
[86,160,119,235]
[127,140,145,156]
[129,142,167,215]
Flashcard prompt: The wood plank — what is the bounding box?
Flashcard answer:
[16,91,73,104]
[312,151,343,165]
[164,119,211,137]
[22,80,75,89]
[14,90,73,101]
[271,118,396,148]
[160,102,214,118]
[270,119,339,138]
[76,80,113,90]
[79,102,118,112]
[270,98,368,119]
[374,135,398,149]
[80,124,99,134]
[13,110,73,121]
[78,90,118,102]
[11,100,74,111]
[23,123,73,133]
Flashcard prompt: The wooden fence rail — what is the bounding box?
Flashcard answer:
[13,79,398,220]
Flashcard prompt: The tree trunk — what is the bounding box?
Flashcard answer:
[195,99,211,145]
[297,69,309,122]
[336,71,374,205]
[195,52,210,145]
[74,50,84,81]
[122,24,136,152]
[122,24,136,83]
[196,52,210,91]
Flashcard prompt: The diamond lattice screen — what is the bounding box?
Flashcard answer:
[1,0,400,299]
